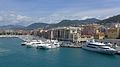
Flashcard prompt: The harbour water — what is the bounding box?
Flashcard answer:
[0,38,120,67]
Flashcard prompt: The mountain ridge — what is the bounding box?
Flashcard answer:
[1,14,120,30]
[97,15,120,24]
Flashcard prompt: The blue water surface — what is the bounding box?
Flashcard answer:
[0,38,120,67]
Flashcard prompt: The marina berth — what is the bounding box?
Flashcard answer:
[82,40,117,55]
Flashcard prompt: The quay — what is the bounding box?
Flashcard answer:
[60,45,82,48]
[60,41,83,48]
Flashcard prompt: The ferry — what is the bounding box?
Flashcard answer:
[82,40,117,55]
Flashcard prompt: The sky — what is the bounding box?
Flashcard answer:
[0,0,120,26]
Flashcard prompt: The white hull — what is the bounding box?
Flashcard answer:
[82,46,117,55]
[26,44,38,48]
[21,41,29,46]
[21,43,26,46]
[37,44,60,49]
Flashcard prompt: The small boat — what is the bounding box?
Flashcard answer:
[21,42,27,46]
[36,43,52,49]
[21,40,30,46]
[82,40,117,55]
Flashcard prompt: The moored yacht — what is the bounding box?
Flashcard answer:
[82,40,117,55]
[22,40,44,48]
[36,40,60,49]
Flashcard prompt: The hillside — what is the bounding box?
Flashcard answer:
[25,23,50,29]
[53,18,100,27]
[2,15,120,30]
[98,15,120,25]
[24,18,100,29]
[0,25,25,30]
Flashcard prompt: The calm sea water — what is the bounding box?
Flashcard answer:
[0,38,120,67]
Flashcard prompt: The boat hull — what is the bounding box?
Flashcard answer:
[82,46,117,55]
[37,44,60,49]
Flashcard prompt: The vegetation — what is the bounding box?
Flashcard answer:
[98,15,120,25]
[26,18,100,29]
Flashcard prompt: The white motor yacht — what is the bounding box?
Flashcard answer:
[82,40,117,55]
[36,40,60,49]
[24,40,44,48]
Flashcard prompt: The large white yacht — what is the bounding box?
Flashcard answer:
[36,40,60,49]
[82,40,117,54]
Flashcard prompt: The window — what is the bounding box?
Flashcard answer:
[87,45,96,48]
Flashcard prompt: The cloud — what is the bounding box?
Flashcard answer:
[37,7,120,23]
[0,11,39,26]
[81,16,93,20]
[0,16,3,21]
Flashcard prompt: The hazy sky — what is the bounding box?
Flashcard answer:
[0,0,120,26]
